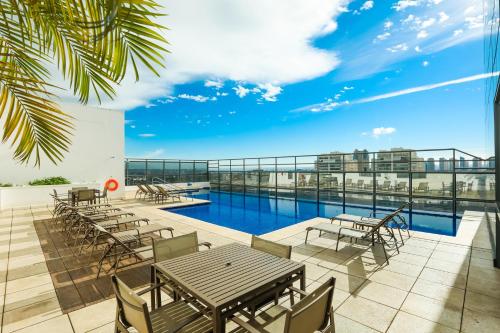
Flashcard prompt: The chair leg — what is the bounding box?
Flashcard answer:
[305,229,310,244]
[335,233,341,251]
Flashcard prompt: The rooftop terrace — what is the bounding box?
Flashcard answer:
[0,194,498,333]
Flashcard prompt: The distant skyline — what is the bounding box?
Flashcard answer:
[117,0,495,159]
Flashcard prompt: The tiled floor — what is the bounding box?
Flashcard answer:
[0,198,499,333]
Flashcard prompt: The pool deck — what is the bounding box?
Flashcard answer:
[0,197,499,333]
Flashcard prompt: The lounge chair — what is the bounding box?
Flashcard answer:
[345,178,353,188]
[413,182,429,193]
[356,179,364,189]
[95,187,108,203]
[305,209,403,263]
[155,185,182,203]
[230,277,336,333]
[379,180,392,191]
[111,275,212,333]
[331,202,411,244]
[395,181,407,192]
[143,183,168,203]
[135,184,149,199]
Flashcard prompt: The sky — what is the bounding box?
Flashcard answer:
[114,0,497,159]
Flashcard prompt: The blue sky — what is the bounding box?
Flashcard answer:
[120,0,495,159]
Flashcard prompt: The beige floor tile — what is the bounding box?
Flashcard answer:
[10,315,73,333]
[391,252,428,266]
[425,258,469,275]
[333,313,380,333]
[466,274,500,300]
[378,260,423,277]
[6,273,53,294]
[86,322,114,333]
[461,308,500,333]
[431,250,470,264]
[2,297,62,333]
[369,269,417,291]
[4,283,56,312]
[464,290,500,318]
[419,267,467,289]
[411,279,464,306]
[354,280,408,309]
[336,296,397,332]
[317,270,366,293]
[303,262,331,280]
[331,256,380,279]
[399,245,434,257]
[331,288,350,310]
[69,298,116,333]
[387,311,459,333]
[401,292,462,330]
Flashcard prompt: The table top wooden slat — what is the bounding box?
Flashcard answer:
[154,243,305,308]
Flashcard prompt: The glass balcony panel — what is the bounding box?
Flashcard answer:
[276,164,295,172]
[146,161,164,183]
[231,172,244,185]
[180,162,194,182]
[260,171,276,188]
[297,172,317,189]
[245,172,259,187]
[319,190,343,204]
[412,173,453,198]
[276,157,295,165]
[276,188,295,199]
[345,193,372,207]
[126,161,146,184]
[296,189,316,201]
[319,173,343,191]
[412,198,452,215]
[456,173,495,201]
[344,173,374,193]
[219,171,231,185]
[276,171,295,189]
[374,173,409,195]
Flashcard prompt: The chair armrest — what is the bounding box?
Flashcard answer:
[287,286,308,296]
[137,282,166,295]
[230,317,261,333]
[198,241,212,249]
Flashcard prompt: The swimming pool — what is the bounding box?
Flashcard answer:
[166,191,458,236]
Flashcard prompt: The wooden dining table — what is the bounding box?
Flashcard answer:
[152,242,306,333]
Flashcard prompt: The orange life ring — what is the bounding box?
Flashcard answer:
[105,178,119,192]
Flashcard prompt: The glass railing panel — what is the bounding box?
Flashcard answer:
[319,173,343,191]
[146,161,164,183]
[276,157,295,165]
[344,173,374,193]
[276,164,295,172]
[456,173,496,200]
[245,172,259,187]
[375,173,409,195]
[319,190,343,204]
[345,193,372,207]
[412,198,453,215]
[126,161,146,184]
[412,173,453,198]
[296,189,316,201]
[276,188,295,199]
[231,171,244,185]
[219,171,231,185]
[297,172,317,189]
[260,171,276,188]
[276,171,295,188]
[456,200,488,214]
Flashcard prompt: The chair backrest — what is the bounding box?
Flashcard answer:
[284,277,335,333]
[76,189,95,201]
[383,180,391,186]
[155,185,169,196]
[111,276,152,333]
[418,182,427,190]
[251,235,291,259]
[143,184,157,194]
[152,232,199,262]
[137,184,148,193]
[101,187,108,196]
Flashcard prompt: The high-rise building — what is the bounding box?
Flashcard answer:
[459,157,466,169]
[426,158,435,171]
[375,148,424,172]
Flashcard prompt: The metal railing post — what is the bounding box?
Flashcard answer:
[452,149,457,234]
[342,154,346,213]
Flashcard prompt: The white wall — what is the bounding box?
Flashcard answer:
[0,103,125,207]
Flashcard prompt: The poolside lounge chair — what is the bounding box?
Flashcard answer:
[95,187,108,203]
[379,180,392,191]
[111,275,212,333]
[356,179,364,189]
[331,202,411,244]
[395,181,407,192]
[155,185,182,203]
[345,178,353,188]
[135,184,149,199]
[413,182,429,193]
[305,209,402,263]
[230,277,336,333]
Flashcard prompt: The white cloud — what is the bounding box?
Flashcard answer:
[419,18,436,29]
[386,43,409,52]
[360,1,374,11]
[295,72,500,112]
[177,94,215,102]
[438,11,449,23]
[233,85,250,98]
[344,86,354,90]
[422,60,429,66]
[417,30,429,39]
[384,20,394,30]
[157,96,177,104]
[414,45,422,52]
[138,133,156,138]
[143,149,166,158]
[365,127,396,138]
[375,32,391,41]
[145,103,157,109]
[453,29,464,36]
[89,0,350,110]
[465,15,484,29]
[392,0,421,12]
[204,80,224,89]
[228,111,237,115]
[258,83,283,102]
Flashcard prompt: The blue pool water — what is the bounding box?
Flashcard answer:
[166,192,458,236]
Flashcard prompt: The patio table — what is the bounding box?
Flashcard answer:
[152,242,306,333]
